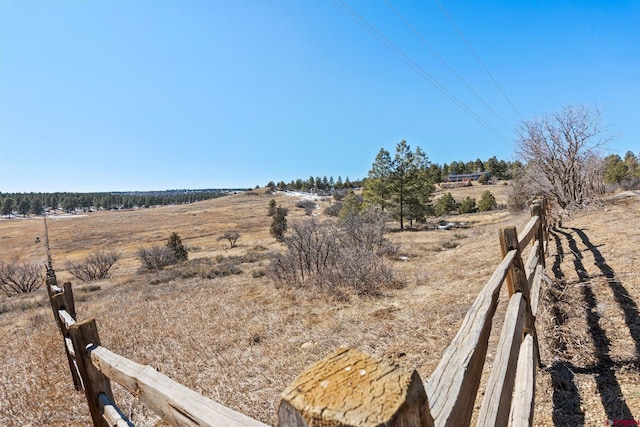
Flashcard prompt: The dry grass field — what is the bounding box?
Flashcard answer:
[0,183,638,426]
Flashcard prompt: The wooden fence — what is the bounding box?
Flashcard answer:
[46,199,549,427]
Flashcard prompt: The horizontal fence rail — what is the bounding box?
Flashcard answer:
[46,199,550,427]
[45,272,268,427]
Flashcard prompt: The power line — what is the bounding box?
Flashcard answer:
[434,0,524,121]
[384,0,515,134]
[334,0,513,146]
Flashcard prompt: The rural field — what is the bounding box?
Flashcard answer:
[1,183,639,426]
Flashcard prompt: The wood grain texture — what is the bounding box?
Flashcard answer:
[517,216,540,251]
[476,293,525,427]
[279,347,432,427]
[69,319,116,427]
[99,393,133,427]
[89,345,268,427]
[530,203,546,268]
[508,335,537,427]
[524,241,540,282]
[425,250,516,427]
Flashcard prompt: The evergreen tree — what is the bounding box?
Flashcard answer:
[18,199,30,217]
[2,198,14,217]
[363,148,392,212]
[267,199,277,216]
[624,151,639,178]
[458,197,477,213]
[167,232,188,261]
[435,193,457,216]
[428,164,443,183]
[270,206,288,240]
[478,190,497,212]
[603,154,628,184]
[31,198,44,215]
[389,141,434,230]
[339,190,363,218]
[63,197,77,213]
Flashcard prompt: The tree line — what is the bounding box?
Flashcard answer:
[268,156,520,193]
[603,151,640,190]
[0,191,228,218]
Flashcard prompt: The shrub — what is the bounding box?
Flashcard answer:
[295,200,316,215]
[269,211,399,297]
[267,199,277,216]
[458,197,476,214]
[0,262,44,295]
[218,230,240,248]
[508,178,529,213]
[167,232,188,261]
[323,202,342,217]
[252,269,266,278]
[332,189,348,201]
[478,190,497,212]
[137,246,177,272]
[66,249,120,282]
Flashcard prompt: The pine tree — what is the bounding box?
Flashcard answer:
[363,148,392,212]
[339,190,362,218]
[31,198,44,215]
[18,199,30,217]
[270,206,288,240]
[167,232,188,261]
[478,190,497,212]
[435,193,457,216]
[2,198,14,217]
[389,141,434,230]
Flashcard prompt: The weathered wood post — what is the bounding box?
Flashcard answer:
[499,226,529,298]
[46,272,82,391]
[530,202,546,269]
[69,319,116,427]
[279,348,433,427]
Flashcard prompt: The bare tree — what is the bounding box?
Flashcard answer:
[66,249,120,282]
[269,210,398,296]
[137,246,177,272]
[0,262,44,294]
[219,230,240,248]
[516,105,610,209]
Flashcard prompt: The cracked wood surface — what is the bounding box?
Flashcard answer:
[279,348,433,427]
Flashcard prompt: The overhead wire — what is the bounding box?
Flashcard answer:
[384,0,515,134]
[333,0,513,146]
[434,0,524,122]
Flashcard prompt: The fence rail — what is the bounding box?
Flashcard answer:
[46,199,550,427]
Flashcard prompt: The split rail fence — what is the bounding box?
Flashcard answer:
[46,199,549,427]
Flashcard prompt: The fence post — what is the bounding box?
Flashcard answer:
[279,348,433,427]
[70,319,115,427]
[530,202,546,268]
[499,226,529,297]
[46,273,82,391]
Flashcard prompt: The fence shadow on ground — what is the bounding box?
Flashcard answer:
[547,226,640,425]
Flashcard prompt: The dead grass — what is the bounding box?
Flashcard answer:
[1,188,639,425]
[534,191,640,426]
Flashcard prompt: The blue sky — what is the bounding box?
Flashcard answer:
[1,0,638,192]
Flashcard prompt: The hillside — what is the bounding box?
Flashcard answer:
[0,186,638,425]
